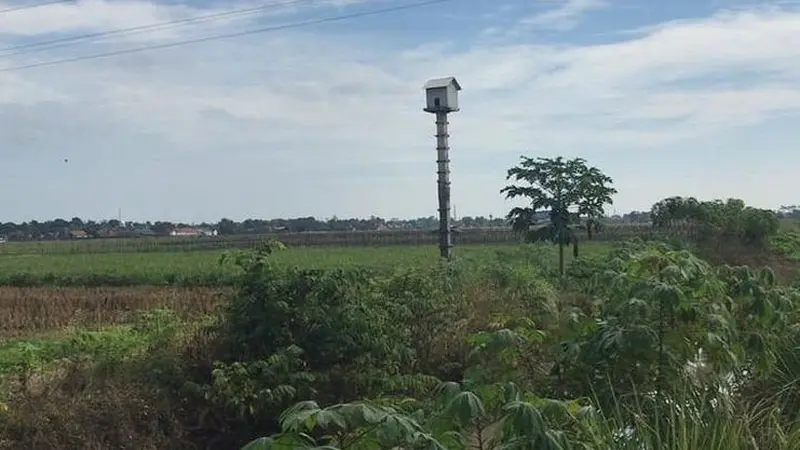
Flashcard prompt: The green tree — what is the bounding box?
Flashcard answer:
[650,196,779,246]
[501,156,617,277]
[217,218,237,235]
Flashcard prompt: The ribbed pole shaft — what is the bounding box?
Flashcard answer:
[435,111,452,260]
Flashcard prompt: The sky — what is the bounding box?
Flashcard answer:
[0,0,798,223]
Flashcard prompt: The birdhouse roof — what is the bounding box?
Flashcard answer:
[424,77,461,90]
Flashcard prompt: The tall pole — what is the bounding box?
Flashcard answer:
[435,111,452,260]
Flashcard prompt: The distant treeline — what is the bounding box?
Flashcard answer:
[1,206,796,243]
[0,224,685,257]
[0,211,654,243]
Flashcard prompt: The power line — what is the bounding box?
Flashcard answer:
[0,0,452,73]
[0,0,70,14]
[0,0,319,58]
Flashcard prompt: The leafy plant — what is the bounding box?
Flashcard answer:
[185,345,315,424]
[241,381,588,450]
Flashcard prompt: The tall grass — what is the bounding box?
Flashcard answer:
[579,379,800,450]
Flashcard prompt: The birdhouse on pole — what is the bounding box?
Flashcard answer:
[424,77,461,113]
[423,76,461,260]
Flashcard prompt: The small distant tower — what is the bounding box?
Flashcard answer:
[424,76,461,260]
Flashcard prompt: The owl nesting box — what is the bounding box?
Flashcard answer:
[423,76,461,113]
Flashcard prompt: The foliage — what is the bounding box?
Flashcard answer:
[771,229,800,261]
[464,320,548,390]
[184,345,316,428]
[557,243,733,403]
[555,240,800,414]
[650,196,780,247]
[502,156,617,276]
[203,243,463,425]
[241,381,587,450]
[220,262,412,379]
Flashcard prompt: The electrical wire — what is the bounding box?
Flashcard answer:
[0,0,319,57]
[0,0,70,14]
[0,0,453,73]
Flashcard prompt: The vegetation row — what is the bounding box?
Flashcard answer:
[1,237,798,449]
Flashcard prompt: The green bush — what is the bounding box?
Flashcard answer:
[651,196,781,248]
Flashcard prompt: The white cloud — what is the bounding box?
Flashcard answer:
[1,0,800,221]
[520,0,606,30]
[0,0,201,36]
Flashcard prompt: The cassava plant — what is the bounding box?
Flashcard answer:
[554,243,739,407]
[241,381,589,450]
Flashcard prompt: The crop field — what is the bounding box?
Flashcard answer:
[0,242,614,287]
[0,241,618,343]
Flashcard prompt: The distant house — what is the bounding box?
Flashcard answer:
[70,230,89,239]
[170,227,203,237]
[133,228,157,237]
[0,236,6,244]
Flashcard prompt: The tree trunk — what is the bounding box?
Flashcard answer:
[558,238,565,277]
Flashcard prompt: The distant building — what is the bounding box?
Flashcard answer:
[170,227,202,237]
[170,227,217,237]
[69,230,89,239]
[200,228,218,237]
[0,236,6,244]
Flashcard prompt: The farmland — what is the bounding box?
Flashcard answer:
[0,242,610,338]
[0,242,618,287]
[0,223,668,256]
[0,199,799,449]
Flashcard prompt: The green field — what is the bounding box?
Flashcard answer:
[0,243,615,286]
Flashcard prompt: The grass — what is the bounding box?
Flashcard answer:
[0,242,615,286]
[0,326,149,377]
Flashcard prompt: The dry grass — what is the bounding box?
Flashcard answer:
[0,286,231,338]
[0,363,191,450]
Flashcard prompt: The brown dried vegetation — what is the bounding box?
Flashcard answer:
[0,286,231,337]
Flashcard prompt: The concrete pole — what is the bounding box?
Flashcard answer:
[435,111,452,260]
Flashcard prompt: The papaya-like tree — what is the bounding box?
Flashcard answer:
[501,156,617,277]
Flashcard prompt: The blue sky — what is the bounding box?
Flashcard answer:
[0,0,798,223]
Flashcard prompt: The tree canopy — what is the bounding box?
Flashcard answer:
[501,156,617,276]
[650,196,780,246]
